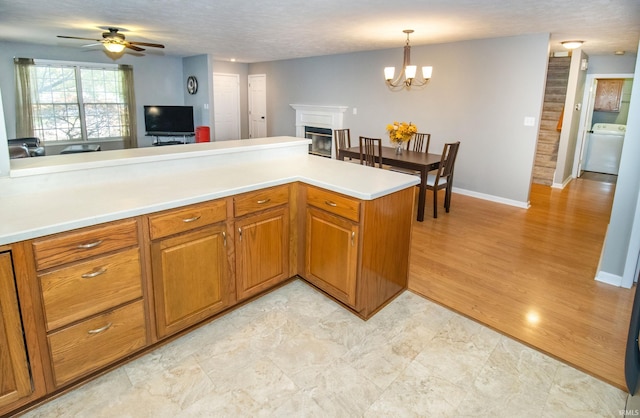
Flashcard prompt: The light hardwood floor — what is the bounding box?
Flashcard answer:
[408,178,635,390]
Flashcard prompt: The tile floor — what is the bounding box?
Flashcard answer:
[21,280,629,417]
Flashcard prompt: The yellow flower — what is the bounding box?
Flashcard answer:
[386,121,417,143]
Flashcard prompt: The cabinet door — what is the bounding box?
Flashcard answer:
[236,207,290,300]
[151,224,231,338]
[305,207,359,308]
[594,79,623,112]
[0,251,32,409]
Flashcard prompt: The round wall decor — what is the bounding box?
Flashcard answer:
[187,76,198,94]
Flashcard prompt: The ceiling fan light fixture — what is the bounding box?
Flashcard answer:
[561,40,583,50]
[104,42,126,53]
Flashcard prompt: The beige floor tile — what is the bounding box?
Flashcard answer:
[22,280,629,417]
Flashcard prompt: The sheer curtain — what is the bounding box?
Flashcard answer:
[14,58,35,138]
[119,64,137,148]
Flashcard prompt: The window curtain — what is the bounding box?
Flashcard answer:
[119,64,137,148]
[14,58,35,139]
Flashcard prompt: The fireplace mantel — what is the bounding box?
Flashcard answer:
[291,104,348,159]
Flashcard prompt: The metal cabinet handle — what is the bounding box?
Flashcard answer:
[325,200,338,207]
[182,215,201,223]
[222,231,227,247]
[77,240,103,249]
[238,227,242,242]
[257,198,271,204]
[88,322,112,335]
[351,231,355,246]
[81,267,107,279]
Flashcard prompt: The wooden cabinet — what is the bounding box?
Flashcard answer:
[235,185,290,300]
[32,219,147,388]
[305,187,360,308]
[148,200,233,339]
[594,79,624,112]
[303,185,414,319]
[0,251,33,411]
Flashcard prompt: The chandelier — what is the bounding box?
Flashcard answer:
[384,30,433,89]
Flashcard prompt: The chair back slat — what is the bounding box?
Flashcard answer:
[359,136,383,168]
[334,129,351,153]
[436,141,460,179]
[407,133,431,153]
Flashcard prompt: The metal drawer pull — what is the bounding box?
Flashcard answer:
[77,240,103,249]
[88,322,112,335]
[257,198,271,204]
[81,267,107,279]
[182,215,201,223]
[325,200,338,207]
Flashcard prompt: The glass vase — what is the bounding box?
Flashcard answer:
[395,142,403,155]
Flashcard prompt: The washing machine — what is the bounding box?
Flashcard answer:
[583,123,626,175]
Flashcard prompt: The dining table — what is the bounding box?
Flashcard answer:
[338,146,442,222]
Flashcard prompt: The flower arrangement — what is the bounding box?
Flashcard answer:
[386,121,417,144]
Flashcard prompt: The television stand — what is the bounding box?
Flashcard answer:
[149,133,195,146]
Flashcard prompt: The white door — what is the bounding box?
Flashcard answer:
[248,74,267,138]
[213,73,241,141]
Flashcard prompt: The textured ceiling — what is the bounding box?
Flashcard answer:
[0,0,638,62]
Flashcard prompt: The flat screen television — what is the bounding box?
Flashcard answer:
[144,105,195,136]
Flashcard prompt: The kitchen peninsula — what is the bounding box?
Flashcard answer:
[0,137,418,415]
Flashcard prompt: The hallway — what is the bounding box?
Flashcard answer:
[409,179,635,389]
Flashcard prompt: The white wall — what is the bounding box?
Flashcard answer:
[250,33,550,205]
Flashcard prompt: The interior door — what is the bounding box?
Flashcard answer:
[213,73,241,141]
[248,74,267,138]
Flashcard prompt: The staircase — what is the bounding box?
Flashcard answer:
[532,56,571,185]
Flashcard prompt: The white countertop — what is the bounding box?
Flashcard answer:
[0,137,418,245]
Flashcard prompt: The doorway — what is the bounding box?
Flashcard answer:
[213,73,241,141]
[573,73,634,178]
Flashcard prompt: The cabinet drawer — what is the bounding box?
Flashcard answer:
[234,184,289,217]
[39,248,142,331]
[33,220,139,271]
[48,300,146,387]
[307,186,360,222]
[148,199,227,240]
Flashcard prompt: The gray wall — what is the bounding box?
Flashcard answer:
[183,54,211,129]
[0,41,186,149]
[555,49,588,186]
[250,33,550,205]
[600,45,640,281]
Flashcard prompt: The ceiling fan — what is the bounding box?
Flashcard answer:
[57,27,164,53]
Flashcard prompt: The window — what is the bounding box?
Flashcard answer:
[27,61,131,142]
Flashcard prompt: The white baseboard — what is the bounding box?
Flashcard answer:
[452,187,530,209]
[595,271,624,287]
[552,176,573,189]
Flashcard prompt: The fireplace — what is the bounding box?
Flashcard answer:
[291,104,348,159]
[305,126,332,158]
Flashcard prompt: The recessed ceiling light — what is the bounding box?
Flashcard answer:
[615,50,625,55]
[230,58,236,62]
[561,40,584,50]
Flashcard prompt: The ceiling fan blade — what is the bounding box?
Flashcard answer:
[57,35,102,42]
[127,41,165,49]
[125,43,145,52]
[82,43,103,48]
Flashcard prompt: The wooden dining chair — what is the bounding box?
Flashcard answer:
[359,136,383,168]
[334,128,352,161]
[426,141,460,218]
[407,133,431,153]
